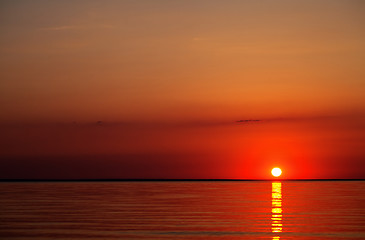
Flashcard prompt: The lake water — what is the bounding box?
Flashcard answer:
[0,181,364,239]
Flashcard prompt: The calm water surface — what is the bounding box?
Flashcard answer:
[0,181,364,239]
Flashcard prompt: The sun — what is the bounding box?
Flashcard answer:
[271,167,282,177]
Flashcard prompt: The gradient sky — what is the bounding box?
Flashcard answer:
[0,0,364,179]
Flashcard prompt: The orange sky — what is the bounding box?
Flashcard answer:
[0,1,364,179]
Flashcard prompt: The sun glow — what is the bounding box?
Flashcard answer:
[271,167,282,177]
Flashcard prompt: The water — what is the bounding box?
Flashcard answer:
[0,181,364,239]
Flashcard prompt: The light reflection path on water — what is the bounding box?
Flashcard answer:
[272,182,282,239]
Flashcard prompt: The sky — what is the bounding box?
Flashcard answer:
[0,0,364,179]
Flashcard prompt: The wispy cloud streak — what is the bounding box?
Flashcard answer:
[38,24,115,31]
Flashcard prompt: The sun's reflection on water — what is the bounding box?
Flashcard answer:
[272,182,282,239]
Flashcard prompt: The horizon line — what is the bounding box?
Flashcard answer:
[0,178,364,182]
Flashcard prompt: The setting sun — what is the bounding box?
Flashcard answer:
[271,168,282,177]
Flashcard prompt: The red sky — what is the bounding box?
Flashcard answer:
[0,0,364,179]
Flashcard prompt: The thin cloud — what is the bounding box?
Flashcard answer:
[236,119,261,123]
[38,25,82,31]
[38,24,115,31]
